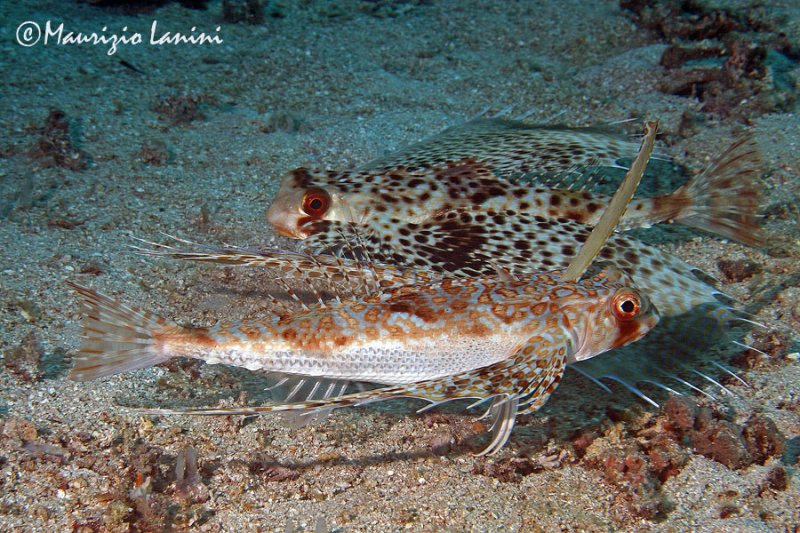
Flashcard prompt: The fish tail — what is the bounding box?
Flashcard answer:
[661,136,764,246]
[67,281,174,381]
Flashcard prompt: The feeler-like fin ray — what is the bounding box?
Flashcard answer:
[466,396,496,412]
[669,374,718,400]
[598,375,660,408]
[730,317,769,331]
[692,370,734,395]
[640,379,682,396]
[415,399,456,414]
[711,361,749,387]
[515,108,538,121]
[568,365,614,394]
[265,377,290,391]
[561,120,658,282]
[480,396,519,456]
[491,105,515,118]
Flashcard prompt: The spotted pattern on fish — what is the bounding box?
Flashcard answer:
[301,209,727,319]
[361,118,640,175]
[267,124,762,247]
[136,232,745,409]
[68,267,658,455]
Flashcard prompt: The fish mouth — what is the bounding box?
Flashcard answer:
[273,225,308,239]
[267,204,309,239]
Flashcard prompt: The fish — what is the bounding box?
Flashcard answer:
[68,267,658,455]
[266,120,763,247]
[138,235,742,405]
[70,124,658,455]
[139,120,657,302]
[260,118,764,404]
[263,129,761,322]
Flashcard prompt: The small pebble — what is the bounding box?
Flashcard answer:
[742,415,785,464]
[691,419,753,469]
[717,258,761,282]
[765,466,788,491]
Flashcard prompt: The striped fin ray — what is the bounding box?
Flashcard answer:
[132,235,444,297]
[666,135,764,247]
[67,281,175,381]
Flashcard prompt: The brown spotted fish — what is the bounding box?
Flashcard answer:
[267,120,762,247]
[264,121,762,321]
[68,265,657,455]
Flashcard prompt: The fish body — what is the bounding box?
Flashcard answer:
[287,209,727,318]
[68,267,657,454]
[267,123,762,247]
[69,270,656,382]
[265,132,762,322]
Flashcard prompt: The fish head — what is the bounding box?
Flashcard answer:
[267,164,470,241]
[561,268,659,363]
[267,168,365,239]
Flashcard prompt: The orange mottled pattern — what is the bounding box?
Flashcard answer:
[142,267,656,455]
[157,268,657,390]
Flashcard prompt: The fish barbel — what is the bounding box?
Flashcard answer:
[68,268,657,455]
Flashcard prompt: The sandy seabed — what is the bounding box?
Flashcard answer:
[1,0,799,531]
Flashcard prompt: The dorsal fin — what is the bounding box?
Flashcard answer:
[360,118,641,178]
[132,235,443,300]
[561,120,657,282]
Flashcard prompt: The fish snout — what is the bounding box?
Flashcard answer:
[267,202,308,239]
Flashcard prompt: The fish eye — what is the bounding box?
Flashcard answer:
[612,290,641,321]
[301,188,331,217]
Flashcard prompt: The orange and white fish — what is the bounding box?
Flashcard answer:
[68,266,658,455]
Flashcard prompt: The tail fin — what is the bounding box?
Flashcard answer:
[667,136,764,247]
[67,282,173,381]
